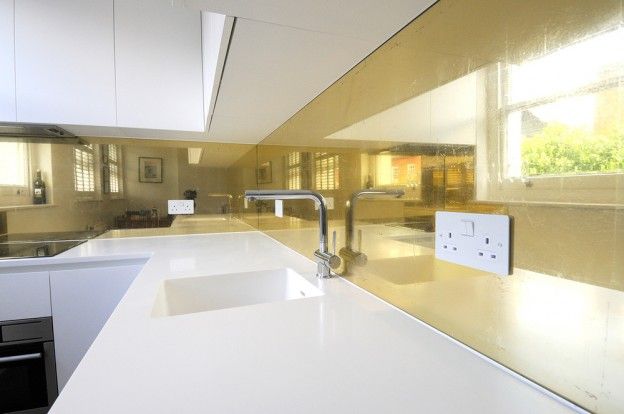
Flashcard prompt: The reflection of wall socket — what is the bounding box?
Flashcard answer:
[314,196,334,210]
[435,211,512,276]
[168,200,194,215]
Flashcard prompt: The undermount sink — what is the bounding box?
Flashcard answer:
[152,268,323,317]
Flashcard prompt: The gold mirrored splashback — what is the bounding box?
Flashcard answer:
[228,1,624,412]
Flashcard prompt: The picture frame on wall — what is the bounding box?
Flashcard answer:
[257,161,272,184]
[139,157,163,183]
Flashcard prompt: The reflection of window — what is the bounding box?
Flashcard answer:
[502,27,624,178]
[102,144,123,195]
[314,152,339,190]
[287,152,302,190]
[0,143,28,187]
[74,145,95,193]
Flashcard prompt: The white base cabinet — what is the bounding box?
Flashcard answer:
[50,264,142,390]
[0,271,51,321]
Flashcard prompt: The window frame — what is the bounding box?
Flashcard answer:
[479,56,624,205]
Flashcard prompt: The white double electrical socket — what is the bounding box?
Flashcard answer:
[435,211,512,276]
[168,200,194,215]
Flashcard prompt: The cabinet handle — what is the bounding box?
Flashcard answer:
[0,352,42,363]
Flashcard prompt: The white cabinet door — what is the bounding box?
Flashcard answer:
[114,0,204,131]
[50,264,142,390]
[0,271,51,320]
[14,0,116,125]
[0,0,16,121]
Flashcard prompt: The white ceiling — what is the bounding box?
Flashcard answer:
[200,0,437,144]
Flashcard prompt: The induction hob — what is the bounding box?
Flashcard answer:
[0,230,103,259]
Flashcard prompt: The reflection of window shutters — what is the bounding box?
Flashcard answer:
[74,145,95,193]
[314,152,340,190]
[102,144,122,194]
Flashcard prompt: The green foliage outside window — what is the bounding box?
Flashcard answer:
[520,123,624,176]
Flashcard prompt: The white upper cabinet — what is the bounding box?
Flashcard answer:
[0,0,16,122]
[14,0,117,126]
[114,0,204,131]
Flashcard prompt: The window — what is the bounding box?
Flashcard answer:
[287,152,302,189]
[501,27,624,179]
[102,144,123,195]
[0,142,28,187]
[482,26,624,204]
[314,152,340,190]
[73,145,95,193]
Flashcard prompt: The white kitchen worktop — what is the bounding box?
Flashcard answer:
[7,231,582,413]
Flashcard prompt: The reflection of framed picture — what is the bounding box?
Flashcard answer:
[257,161,272,184]
[139,157,163,183]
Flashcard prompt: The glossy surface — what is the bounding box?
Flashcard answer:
[1,231,573,414]
[151,268,323,317]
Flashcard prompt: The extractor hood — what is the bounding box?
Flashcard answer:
[0,122,87,145]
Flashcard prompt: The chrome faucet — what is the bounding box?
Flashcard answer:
[244,190,341,278]
[339,189,404,268]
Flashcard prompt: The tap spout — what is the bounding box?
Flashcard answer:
[244,189,339,278]
[342,189,404,267]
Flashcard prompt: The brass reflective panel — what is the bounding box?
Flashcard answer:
[232,0,624,412]
[1,0,623,412]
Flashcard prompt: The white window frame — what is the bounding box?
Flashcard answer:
[479,53,624,205]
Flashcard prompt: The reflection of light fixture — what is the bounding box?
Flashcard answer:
[188,148,203,164]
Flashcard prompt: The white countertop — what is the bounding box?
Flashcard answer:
[21,231,580,413]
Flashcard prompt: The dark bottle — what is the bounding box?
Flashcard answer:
[33,169,46,204]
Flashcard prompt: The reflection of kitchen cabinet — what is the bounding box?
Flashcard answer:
[14,0,116,125]
[0,271,51,320]
[0,0,16,122]
[50,263,143,390]
[431,71,478,145]
[114,0,204,131]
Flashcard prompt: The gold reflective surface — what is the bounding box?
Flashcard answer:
[1,0,623,412]
[230,1,624,412]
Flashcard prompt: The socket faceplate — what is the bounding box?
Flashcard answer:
[168,200,194,215]
[435,211,511,276]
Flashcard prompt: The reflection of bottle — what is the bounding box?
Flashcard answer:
[33,169,46,204]
[365,175,373,189]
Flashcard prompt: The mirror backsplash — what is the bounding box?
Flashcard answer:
[1,0,623,412]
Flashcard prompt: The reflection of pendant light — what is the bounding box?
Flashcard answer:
[187,148,203,164]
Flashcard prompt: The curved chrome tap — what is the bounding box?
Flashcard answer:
[244,190,341,278]
[340,189,405,268]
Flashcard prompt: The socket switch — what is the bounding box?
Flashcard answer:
[435,211,511,276]
[168,200,194,215]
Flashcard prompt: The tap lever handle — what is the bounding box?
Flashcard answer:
[332,230,337,255]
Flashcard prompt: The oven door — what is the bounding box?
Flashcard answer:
[0,341,57,414]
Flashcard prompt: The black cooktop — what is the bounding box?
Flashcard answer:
[0,230,103,259]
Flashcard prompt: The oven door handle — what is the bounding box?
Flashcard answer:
[0,352,42,363]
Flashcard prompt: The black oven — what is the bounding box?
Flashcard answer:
[0,318,58,414]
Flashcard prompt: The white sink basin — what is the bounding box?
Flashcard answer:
[152,268,323,317]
